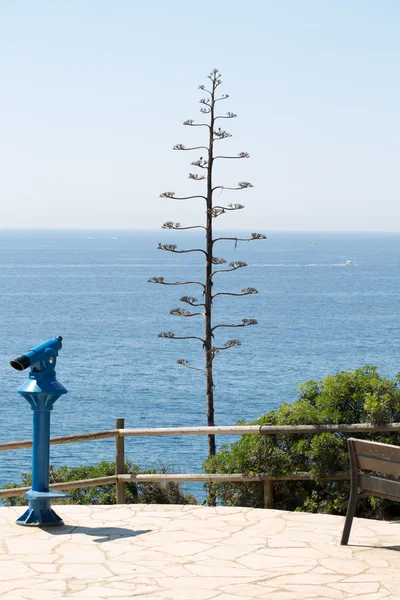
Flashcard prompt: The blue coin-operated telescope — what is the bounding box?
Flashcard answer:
[10,336,71,526]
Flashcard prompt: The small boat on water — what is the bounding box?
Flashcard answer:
[345,260,357,266]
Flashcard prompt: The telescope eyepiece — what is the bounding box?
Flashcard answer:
[10,355,31,371]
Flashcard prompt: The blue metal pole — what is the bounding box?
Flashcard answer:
[32,404,51,492]
[17,396,69,526]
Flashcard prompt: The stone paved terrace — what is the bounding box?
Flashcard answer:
[1,505,400,599]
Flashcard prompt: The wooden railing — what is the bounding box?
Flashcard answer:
[1,419,400,508]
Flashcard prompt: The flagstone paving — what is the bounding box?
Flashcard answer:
[0,504,399,599]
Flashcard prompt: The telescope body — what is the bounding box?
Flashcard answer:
[10,337,62,372]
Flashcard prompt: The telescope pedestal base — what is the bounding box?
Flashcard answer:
[16,490,72,527]
[17,504,63,527]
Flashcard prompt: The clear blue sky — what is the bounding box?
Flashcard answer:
[1,1,399,230]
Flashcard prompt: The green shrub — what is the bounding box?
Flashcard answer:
[204,366,400,519]
[2,460,196,507]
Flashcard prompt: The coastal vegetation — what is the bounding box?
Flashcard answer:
[2,462,196,507]
[204,366,400,519]
[149,68,265,459]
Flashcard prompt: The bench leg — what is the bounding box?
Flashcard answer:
[341,486,359,545]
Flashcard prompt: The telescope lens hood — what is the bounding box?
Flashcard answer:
[10,354,30,371]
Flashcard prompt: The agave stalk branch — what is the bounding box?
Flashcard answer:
[158,243,206,256]
[211,319,257,333]
[158,332,205,343]
[148,277,205,289]
[177,359,206,373]
[212,288,258,299]
[212,234,266,245]
[162,222,206,231]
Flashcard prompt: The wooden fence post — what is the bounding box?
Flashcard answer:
[116,418,126,504]
[263,480,274,509]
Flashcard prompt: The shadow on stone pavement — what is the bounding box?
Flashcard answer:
[39,524,152,543]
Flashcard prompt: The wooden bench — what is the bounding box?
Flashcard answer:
[341,437,400,545]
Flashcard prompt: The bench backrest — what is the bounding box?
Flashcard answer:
[348,438,400,502]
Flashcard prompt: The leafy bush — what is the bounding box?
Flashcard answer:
[204,366,400,518]
[2,460,196,507]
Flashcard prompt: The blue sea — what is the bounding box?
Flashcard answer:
[0,230,399,499]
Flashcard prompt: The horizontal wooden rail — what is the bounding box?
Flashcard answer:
[0,476,118,498]
[0,472,350,499]
[120,423,400,437]
[260,423,400,434]
[1,423,399,452]
[120,426,261,437]
[0,430,119,452]
[118,472,350,483]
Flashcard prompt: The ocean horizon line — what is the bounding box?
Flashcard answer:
[1,228,400,235]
